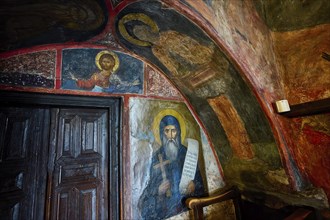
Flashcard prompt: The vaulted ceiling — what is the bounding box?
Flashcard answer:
[1,0,329,50]
[0,0,329,210]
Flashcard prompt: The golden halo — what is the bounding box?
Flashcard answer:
[152,109,186,146]
[118,13,159,47]
[95,50,120,72]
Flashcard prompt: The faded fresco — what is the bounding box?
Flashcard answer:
[145,65,183,99]
[253,0,330,31]
[116,0,288,197]
[117,10,214,79]
[130,99,225,219]
[62,49,143,94]
[271,14,330,198]
[291,115,330,198]
[0,51,56,88]
[183,0,283,93]
[0,0,107,52]
[185,0,330,200]
[274,24,330,196]
[273,25,330,104]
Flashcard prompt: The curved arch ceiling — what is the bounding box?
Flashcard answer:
[113,0,291,192]
[1,0,329,207]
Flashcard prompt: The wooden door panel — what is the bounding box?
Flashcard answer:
[1,117,28,160]
[59,162,99,184]
[0,108,49,220]
[55,110,106,159]
[54,185,98,220]
[49,108,108,220]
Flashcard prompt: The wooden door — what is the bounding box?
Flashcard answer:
[47,108,110,220]
[0,92,120,220]
[0,107,50,220]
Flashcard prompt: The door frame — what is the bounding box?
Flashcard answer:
[0,91,122,220]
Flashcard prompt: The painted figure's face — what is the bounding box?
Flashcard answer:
[100,57,115,71]
[133,25,159,44]
[164,125,177,140]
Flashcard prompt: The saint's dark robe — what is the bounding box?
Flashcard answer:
[138,143,206,220]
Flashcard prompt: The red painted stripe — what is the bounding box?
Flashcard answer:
[55,49,62,89]
[0,44,111,59]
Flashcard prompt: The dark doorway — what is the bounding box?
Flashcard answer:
[0,92,121,220]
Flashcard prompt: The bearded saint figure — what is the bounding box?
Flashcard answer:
[138,115,206,220]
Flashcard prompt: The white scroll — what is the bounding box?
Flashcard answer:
[179,138,199,194]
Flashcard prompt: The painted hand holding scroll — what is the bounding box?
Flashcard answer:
[186,180,196,195]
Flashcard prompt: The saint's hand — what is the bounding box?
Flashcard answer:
[186,180,195,195]
[132,80,140,85]
[70,73,78,81]
[158,180,170,195]
[128,80,140,86]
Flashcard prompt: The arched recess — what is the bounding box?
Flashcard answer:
[113,0,307,202]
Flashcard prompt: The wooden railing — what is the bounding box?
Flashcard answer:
[185,186,242,220]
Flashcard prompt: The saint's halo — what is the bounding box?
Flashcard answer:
[95,50,120,72]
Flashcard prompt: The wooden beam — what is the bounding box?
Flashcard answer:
[278,98,330,118]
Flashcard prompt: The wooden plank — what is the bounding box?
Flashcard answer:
[278,98,330,117]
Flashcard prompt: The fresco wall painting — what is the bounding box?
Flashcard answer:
[0,48,144,95]
[265,2,330,199]
[61,49,143,94]
[114,1,300,203]
[0,0,108,52]
[183,0,283,95]
[197,0,330,201]
[145,64,183,99]
[129,98,225,220]
[0,51,56,88]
